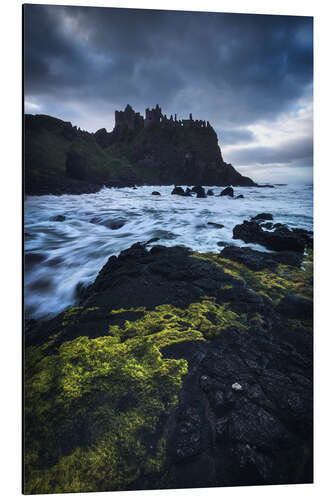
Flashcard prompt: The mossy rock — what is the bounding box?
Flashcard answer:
[24,298,248,494]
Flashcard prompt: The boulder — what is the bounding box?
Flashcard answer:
[152,191,161,196]
[252,213,273,221]
[191,186,206,198]
[232,220,311,253]
[207,189,214,196]
[236,194,244,199]
[219,186,234,197]
[171,186,186,196]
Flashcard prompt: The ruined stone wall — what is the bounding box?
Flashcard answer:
[114,104,212,131]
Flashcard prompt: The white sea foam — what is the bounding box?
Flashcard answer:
[24,184,313,318]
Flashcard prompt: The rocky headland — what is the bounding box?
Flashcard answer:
[24,214,313,494]
[24,105,256,195]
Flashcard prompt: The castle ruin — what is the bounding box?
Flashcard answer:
[114,104,212,130]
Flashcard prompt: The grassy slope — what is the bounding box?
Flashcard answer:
[25,115,138,190]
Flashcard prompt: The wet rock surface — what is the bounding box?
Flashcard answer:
[208,222,224,229]
[171,186,186,196]
[251,213,273,221]
[25,239,313,491]
[220,245,303,270]
[219,186,234,197]
[233,219,313,253]
[158,327,312,489]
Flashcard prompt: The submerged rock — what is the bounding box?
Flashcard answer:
[90,217,126,230]
[207,222,224,229]
[50,214,66,221]
[24,252,46,271]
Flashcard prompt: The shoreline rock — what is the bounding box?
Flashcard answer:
[233,219,313,253]
[24,240,313,493]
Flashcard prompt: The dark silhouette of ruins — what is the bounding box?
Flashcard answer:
[114,104,212,131]
[24,103,256,195]
[93,103,256,187]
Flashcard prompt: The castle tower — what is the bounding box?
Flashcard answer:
[144,104,163,127]
[115,104,144,130]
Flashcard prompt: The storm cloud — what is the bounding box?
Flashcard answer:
[24,5,313,183]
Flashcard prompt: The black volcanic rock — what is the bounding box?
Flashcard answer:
[252,213,273,221]
[191,185,206,198]
[233,220,312,253]
[25,243,312,492]
[220,187,234,197]
[50,215,66,222]
[220,245,303,270]
[208,222,224,229]
[261,222,274,229]
[171,186,186,196]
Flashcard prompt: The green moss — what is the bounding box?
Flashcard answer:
[192,250,313,301]
[25,335,187,493]
[81,306,100,315]
[25,298,245,494]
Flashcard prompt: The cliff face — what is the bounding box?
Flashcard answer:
[24,106,256,195]
[97,104,255,187]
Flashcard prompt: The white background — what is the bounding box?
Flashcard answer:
[0,0,332,498]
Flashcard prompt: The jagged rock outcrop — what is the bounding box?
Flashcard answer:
[24,106,256,195]
[24,241,312,493]
[98,104,256,187]
[233,219,313,253]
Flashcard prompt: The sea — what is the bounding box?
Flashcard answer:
[24,184,313,319]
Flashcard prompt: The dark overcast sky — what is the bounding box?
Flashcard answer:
[24,4,313,183]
